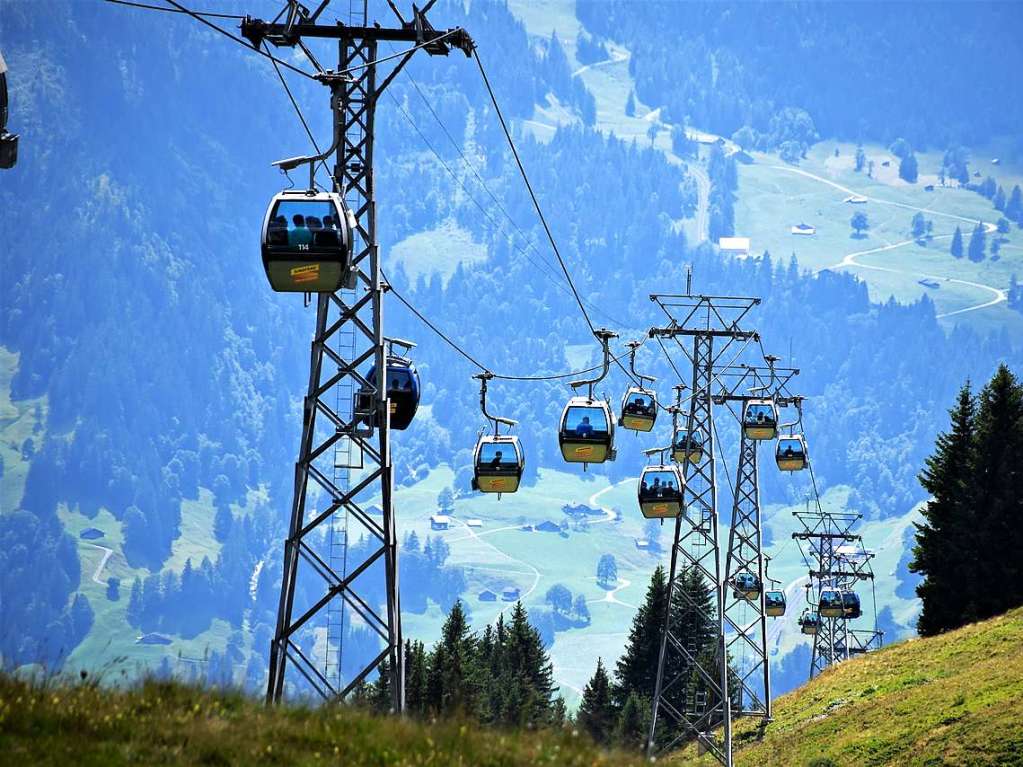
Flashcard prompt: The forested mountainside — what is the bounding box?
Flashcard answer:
[577,1,1023,151]
[0,0,1020,678]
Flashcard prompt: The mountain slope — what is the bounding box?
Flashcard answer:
[675,608,1023,766]
[0,674,643,767]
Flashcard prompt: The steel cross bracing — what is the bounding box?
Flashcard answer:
[721,432,770,718]
[645,293,761,767]
[261,3,472,709]
[792,497,884,678]
[713,365,799,720]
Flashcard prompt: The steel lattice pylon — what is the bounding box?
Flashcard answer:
[251,3,474,708]
[647,292,761,766]
[792,503,884,678]
[721,430,770,718]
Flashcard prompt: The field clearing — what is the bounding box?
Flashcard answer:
[0,347,46,515]
[388,456,922,705]
[735,143,1023,336]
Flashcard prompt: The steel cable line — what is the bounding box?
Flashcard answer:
[263,40,334,185]
[384,91,573,295]
[386,278,637,382]
[145,0,321,80]
[257,42,637,387]
[104,0,243,18]
[385,69,629,329]
[472,48,597,337]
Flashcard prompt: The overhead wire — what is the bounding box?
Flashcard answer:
[253,31,632,386]
[154,0,321,80]
[386,51,628,329]
[104,0,242,18]
[472,48,598,337]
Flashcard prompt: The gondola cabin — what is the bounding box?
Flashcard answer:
[765,590,786,617]
[472,435,524,495]
[672,429,705,465]
[0,51,17,169]
[842,590,862,620]
[619,387,657,432]
[732,572,762,601]
[818,589,845,618]
[799,611,820,635]
[776,435,808,471]
[366,356,421,430]
[743,398,779,441]
[559,397,615,465]
[261,190,353,292]
[638,465,684,519]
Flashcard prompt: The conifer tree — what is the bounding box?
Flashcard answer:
[496,602,556,727]
[404,639,429,717]
[615,692,649,752]
[613,566,668,707]
[967,222,987,262]
[1006,185,1023,224]
[950,226,964,258]
[577,657,615,745]
[971,366,1023,621]
[425,600,479,716]
[910,384,978,635]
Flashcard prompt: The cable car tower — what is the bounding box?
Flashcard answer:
[646,290,761,765]
[793,498,883,678]
[248,1,473,709]
[712,361,800,721]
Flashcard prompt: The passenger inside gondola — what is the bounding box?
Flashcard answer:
[269,199,346,249]
[478,442,517,471]
[639,471,681,501]
[564,407,607,438]
[745,403,776,425]
[624,392,654,415]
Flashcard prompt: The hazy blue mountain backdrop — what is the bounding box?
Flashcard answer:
[1,0,1021,703]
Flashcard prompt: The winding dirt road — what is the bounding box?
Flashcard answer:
[772,165,1007,318]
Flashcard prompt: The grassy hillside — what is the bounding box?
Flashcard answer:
[0,675,644,767]
[674,608,1023,766]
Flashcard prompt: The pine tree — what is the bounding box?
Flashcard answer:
[950,226,964,258]
[369,658,393,714]
[971,366,1023,622]
[496,602,556,727]
[899,152,918,183]
[577,658,615,745]
[855,144,866,172]
[967,222,987,262]
[426,600,480,717]
[911,212,927,240]
[613,566,668,707]
[910,384,979,635]
[994,186,1006,212]
[1007,185,1023,224]
[404,639,429,717]
[625,90,636,117]
[615,692,649,752]
[213,504,233,542]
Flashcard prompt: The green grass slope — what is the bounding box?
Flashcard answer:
[0,676,644,767]
[676,608,1023,767]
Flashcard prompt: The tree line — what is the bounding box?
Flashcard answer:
[910,364,1023,636]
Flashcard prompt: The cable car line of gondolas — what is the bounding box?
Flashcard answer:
[137,0,858,631]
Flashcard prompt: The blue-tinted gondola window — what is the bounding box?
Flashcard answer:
[269,199,342,248]
[639,470,681,501]
[674,430,703,449]
[777,438,805,458]
[478,442,518,468]
[386,368,415,393]
[563,406,608,438]
[624,391,655,416]
[744,403,776,424]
